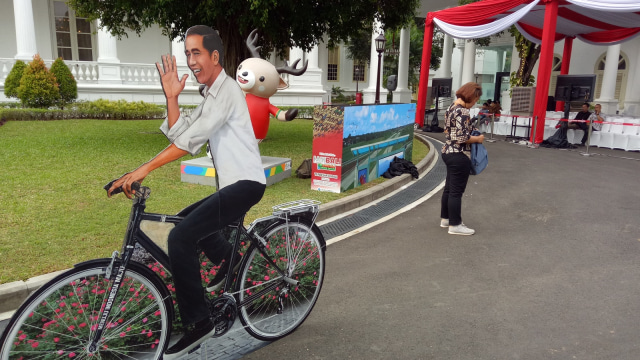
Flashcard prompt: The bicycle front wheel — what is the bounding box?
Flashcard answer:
[237,218,325,340]
[0,259,172,360]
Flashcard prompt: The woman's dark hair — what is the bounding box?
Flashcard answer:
[455,82,482,104]
[185,25,224,66]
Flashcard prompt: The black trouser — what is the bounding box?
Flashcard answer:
[569,122,589,144]
[168,180,266,326]
[440,152,471,226]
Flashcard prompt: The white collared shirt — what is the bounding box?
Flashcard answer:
[160,69,266,189]
[588,112,606,131]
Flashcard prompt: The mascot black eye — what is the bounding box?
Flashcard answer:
[238,64,242,70]
[259,76,265,82]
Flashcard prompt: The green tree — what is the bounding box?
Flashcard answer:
[345,29,371,94]
[50,58,78,108]
[17,55,60,108]
[68,0,420,74]
[4,60,27,100]
[508,27,539,89]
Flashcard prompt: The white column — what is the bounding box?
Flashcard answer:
[13,0,37,60]
[286,46,305,87]
[437,34,453,79]
[96,20,122,84]
[623,45,640,116]
[363,24,387,104]
[172,36,194,85]
[452,38,465,91]
[595,44,620,114]
[460,39,476,85]
[393,27,412,103]
[308,45,319,69]
[286,45,324,94]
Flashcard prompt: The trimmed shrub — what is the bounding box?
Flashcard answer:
[17,55,60,108]
[4,60,27,100]
[50,58,77,108]
[73,99,165,119]
[0,99,165,121]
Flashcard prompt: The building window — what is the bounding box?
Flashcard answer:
[53,1,94,61]
[327,48,339,81]
[353,63,365,82]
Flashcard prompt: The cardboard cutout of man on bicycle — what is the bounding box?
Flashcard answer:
[107,25,268,359]
[0,26,326,360]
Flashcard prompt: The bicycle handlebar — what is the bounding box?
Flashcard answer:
[103,180,141,196]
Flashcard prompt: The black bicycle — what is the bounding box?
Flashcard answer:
[0,183,326,359]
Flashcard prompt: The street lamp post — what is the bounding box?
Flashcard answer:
[374,34,386,104]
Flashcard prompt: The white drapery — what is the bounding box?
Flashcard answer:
[432,1,539,39]
[567,0,640,12]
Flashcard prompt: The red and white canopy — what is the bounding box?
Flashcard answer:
[415,0,640,142]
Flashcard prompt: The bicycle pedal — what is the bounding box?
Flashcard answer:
[188,345,201,354]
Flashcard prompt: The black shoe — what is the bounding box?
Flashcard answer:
[206,252,241,293]
[164,318,215,359]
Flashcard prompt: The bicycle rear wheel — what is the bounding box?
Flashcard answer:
[0,259,173,360]
[237,218,325,340]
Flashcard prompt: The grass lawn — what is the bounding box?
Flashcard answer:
[0,119,428,284]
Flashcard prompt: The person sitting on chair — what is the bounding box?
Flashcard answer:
[589,103,606,132]
[568,102,592,146]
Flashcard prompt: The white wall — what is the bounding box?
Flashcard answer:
[115,26,170,64]
[34,0,53,60]
[0,0,17,59]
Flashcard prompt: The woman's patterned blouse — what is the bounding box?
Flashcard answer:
[441,102,476,157]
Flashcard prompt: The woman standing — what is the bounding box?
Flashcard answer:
[440,82,484,235]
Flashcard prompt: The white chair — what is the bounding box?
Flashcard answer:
[543,113,561,140]
[624,118,640,151]
[567,128,584,145]
[589,121,611,148]
[611,117,636,150]
[495,114,512,136]
[599,116,625,149]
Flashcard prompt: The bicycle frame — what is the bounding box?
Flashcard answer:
[87,186,322,350]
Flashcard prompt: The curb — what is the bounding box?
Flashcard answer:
[0,135,435,319]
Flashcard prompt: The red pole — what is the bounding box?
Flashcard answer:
[416,15,434,128]
[555,36,574,111]
[531,0,559,144]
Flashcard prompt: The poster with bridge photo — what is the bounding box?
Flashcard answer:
[311,103,416,193]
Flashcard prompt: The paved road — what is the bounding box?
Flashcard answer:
[4,136,640,359]
[244,136,640,359]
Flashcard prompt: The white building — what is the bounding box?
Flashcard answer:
[1,0,639,117]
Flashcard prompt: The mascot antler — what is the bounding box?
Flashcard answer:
[276,59,308,76]
[246,29,262,58]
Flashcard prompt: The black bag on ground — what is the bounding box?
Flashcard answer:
[296,159,312,178]
[540,126,572,148]
[382,157,419,179]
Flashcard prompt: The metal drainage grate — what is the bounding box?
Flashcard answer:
[319,137,446,240]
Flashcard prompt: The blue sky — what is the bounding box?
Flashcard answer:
[343,104,416,138]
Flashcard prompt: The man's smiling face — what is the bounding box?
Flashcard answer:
[185,34,220,87]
